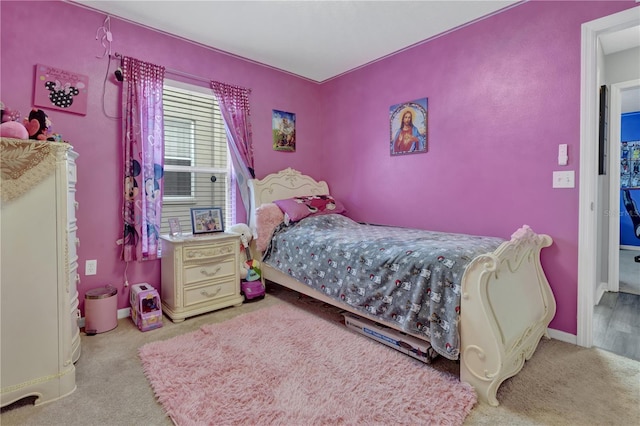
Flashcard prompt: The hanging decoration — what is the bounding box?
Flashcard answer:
[95,15,114,59]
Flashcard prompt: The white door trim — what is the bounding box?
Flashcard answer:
[578,7,640,348]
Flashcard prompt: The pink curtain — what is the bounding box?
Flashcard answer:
[121,56,165,261]
[210,81,254,216]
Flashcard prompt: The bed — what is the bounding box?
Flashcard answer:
[247,167,556,407]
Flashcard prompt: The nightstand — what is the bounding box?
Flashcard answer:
[160,232,244,322]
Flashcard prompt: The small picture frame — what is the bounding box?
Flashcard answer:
[272,110,296,152]
[190,207,224,234]
[168,218,182,236]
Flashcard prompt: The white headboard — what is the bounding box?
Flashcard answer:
[247,168,329,233]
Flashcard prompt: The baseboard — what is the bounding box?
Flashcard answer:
[547,328,577,345]
[596,282,609,304]
[78,307,131,328]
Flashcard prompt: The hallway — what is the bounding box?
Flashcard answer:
[594,291,640,361]
[593,249,640,361]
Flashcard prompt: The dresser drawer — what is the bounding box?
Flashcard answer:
[183,257,235,285]
[183,241,236,262]
[184,279,237,307]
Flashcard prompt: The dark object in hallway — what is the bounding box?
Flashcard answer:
[622,189,640,239]
[635,255,640,263]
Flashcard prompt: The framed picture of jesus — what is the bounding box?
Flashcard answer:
[390,98,428,156]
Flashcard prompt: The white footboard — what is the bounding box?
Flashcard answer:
[459,225,555,406]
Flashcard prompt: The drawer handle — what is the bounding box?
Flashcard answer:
[76,238,80,247]
[200,266,221,277]
[201,287,221,298]
[74,201,79,209]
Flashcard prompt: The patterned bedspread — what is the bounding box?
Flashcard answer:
[262,214,504,360]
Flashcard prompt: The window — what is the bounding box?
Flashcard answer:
[161,80,234,235]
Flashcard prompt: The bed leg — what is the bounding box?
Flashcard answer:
[460,363,500,407]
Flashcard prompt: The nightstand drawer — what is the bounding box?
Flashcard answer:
[183,241,235,262]
[184,280,237,306]
[183,257,235,285]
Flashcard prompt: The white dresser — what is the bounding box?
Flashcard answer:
[160,233,244,322]
[0,138,80,407]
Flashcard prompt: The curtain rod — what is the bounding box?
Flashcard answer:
[112,52,211,84]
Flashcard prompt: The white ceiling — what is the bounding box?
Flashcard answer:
[69,1,639,110]
[70,0,521,82]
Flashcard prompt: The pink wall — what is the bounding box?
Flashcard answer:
[1,1,636,336]
[0,1,324,314]
[320,0,636,334]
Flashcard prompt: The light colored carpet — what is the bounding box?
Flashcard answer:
[139,304,476,425]
[1,284,639,425]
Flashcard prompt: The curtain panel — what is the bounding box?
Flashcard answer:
[210,81,255,220]
[121,56,165,261]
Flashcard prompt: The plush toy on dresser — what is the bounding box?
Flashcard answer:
[24,108,55,141]
[227,223,265,301]
[0,102,28,139]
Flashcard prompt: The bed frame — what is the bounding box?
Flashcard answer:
[248,168,556,406]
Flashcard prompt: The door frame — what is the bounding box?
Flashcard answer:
[578,7,640,348]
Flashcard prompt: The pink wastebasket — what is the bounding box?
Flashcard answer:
[85,286,118,334]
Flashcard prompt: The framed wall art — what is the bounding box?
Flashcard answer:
[33,64,89,115]
[272,110,296,152]
[390,97,428,156]
[190,207,224,234]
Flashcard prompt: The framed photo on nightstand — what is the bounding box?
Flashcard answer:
[190,207,224,234]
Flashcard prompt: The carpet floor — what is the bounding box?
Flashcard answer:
[139,304,476,425]
[1,283,639,425]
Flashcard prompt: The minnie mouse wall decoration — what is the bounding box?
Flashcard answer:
[33,64,88,115]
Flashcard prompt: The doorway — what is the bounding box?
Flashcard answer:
[593,80,640,361]
[608,81,640,297]
[578,7,640,349]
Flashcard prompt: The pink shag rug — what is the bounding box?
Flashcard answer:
[139,304,476,425]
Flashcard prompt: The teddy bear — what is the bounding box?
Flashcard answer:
[227,223,261,282]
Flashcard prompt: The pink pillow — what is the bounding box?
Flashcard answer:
[255,203,285,252]
[274,195,346,223]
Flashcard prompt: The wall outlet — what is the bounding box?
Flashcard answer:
[85,259,97,276]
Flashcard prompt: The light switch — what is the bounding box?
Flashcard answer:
[553,170,575,188]
[558,144,568,166]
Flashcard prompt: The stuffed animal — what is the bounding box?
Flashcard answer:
[24,108,54,141]
[0,102,28,139]
[227,223,261,281]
